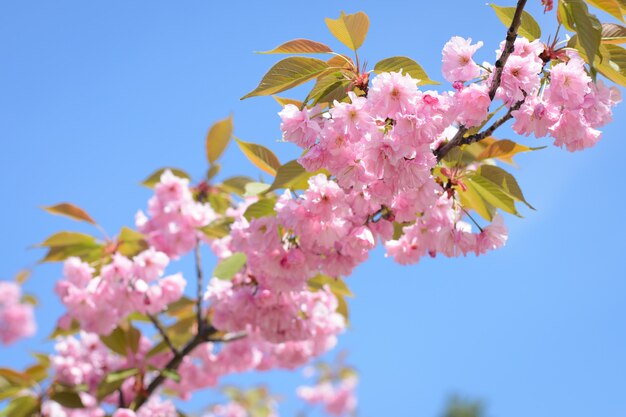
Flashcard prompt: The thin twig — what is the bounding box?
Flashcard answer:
[194,239,205,332]
[147,313,178,356]
[458,97,526,147]
[435,0,528,161]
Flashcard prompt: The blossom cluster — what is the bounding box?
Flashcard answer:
[297,375,358,417]
[43,332,176,417]
[56,249,186,335]
[441,36,620,152]
[0,280,36,345]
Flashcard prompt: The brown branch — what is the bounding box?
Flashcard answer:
[131,324,218,411]
[457,97,526,147]
[435,0,528,161]
[194,240,205,332]
[147,313,179,356]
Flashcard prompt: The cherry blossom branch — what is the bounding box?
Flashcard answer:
[458,97,526,146]
[131,324,218,412]
[194,240,205,332]
[147,313,179,356]
[435,0,528,161]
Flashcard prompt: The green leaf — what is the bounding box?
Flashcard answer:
[272,96,304,108]
[465,174,520,216]
[573,41,626,86]
[373,56,440,85]
[208,193,231,214]
[38,233,103,264]
[458,180,496,222]
[586,0,625,22]
[200,217,234,239]
[561,0,603,65]
[206,115,233,164]
[477,165,535,210]
[49,390,84,409]
[243,198,277,221]
[490,4,542,41]
[241,57,330,99]
[0,369,33,387]
[308,274,354,297]
[325,11,370,51]
[213,252,247,280]
[207,163,221,180]
[14,270,31,285]
[602,22,626,43]
[306,71,351,105]
[161,369,181,383]
[100,327,129,356]
[49,318,80,339]
[476,138,545,164]
[117,227,148,257]
[220,176,254,195]
[105,368,139,384]
[259,38,333,54]
[42,203,97,225]
[268,160,317,192]
[142,168,191,188]
[234,137,281,176]
[244,182,272,197]
[125,324,141,354]
[38,231,97,248]
[0,386,22,401]
[3,396,38,417]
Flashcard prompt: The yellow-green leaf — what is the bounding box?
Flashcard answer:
[478,165,535,210]
[42,203,97,225]
[234,137,281,176]
[100,327,129,356]
[561,0,603,65]
[268,160,319,192]
[374,56,440,85]
[200,218,234,239]
[273,96,304,108]
[259,38,333,54]
[325,11,370,51]
[477,138,545,164]
[243,198,277,221]
[14,270,31,285]
[306,71,351,105]
[49,390,84,409]
[220,176,254,196]
[244,182,271,197]
[117,226,148,257]
[308,274,354,297]
[206,115,233,164]
[241,57,330,99]
[465,175,520,216]
[213,252,247,281]
[490,4,542,41]
[458,181,495,222]
[586,0,625,22]
[142,168,191,188]
[4,395,38,417]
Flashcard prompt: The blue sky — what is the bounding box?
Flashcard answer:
[2,1,626,416]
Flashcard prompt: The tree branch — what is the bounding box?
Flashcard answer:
[147,313,179,356]
[194,240,205,332]
[456,97,525,147]
[435,0,528,161]
[131,324,218,411]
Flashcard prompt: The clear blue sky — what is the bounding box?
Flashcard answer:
[2,1,626,416]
